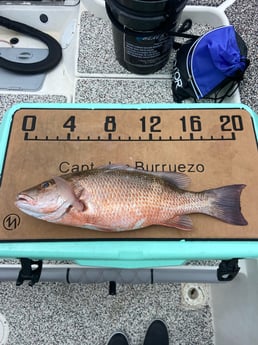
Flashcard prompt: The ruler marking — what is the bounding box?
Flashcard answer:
[22,136,237,142]
[22,117,238,142]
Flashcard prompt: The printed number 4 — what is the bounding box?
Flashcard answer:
[63,116,76,132]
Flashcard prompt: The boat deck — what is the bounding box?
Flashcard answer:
[0,0,257,344]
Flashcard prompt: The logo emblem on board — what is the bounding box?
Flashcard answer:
[3,214,21,230]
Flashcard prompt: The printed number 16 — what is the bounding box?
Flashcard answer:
[180,116,202,132]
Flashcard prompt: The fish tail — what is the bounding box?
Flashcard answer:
[204,184,248,226]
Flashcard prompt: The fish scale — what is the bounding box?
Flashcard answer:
[77,171,164,229]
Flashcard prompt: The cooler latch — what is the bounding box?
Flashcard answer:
[16,258,43,286]
[217,259,240,282]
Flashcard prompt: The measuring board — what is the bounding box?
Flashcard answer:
[0,104,257,241]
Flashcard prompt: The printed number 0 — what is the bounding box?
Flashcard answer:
[22,115,37,131]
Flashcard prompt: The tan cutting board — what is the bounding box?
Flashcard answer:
[0,106,257,240]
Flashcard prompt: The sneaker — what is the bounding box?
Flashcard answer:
[143,320,169,345]
[106,332,129,345]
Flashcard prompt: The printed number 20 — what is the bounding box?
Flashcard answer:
[220,115,243,131]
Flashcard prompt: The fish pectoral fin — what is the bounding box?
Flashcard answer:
[160,215,193,231]
[73,189,88,212]
[65,189,85,212]
[72,199,85,212]
[54,176,85,212]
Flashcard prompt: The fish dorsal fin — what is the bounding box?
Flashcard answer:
[98,164,191,189]
[149,171,190,189]
[53,176,84,211]
[98,164,130,171]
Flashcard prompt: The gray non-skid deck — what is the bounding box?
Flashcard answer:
[0,0,257,344]
[0,280,214,345]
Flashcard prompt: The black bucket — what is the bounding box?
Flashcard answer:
[106,0,188,74]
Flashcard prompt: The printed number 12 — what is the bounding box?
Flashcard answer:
[140,116,161,132]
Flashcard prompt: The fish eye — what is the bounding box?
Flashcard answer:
[41,181,51,189]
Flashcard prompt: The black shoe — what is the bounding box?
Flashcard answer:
[106,332,129,345]
[143,320,169,345]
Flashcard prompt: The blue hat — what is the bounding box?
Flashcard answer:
[172,25,249,102]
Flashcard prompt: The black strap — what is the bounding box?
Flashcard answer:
[205,80,241,103]
[0,16,62,74]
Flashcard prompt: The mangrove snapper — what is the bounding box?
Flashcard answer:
[15,165,247,231]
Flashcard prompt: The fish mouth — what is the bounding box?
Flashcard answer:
[15,193,35,206]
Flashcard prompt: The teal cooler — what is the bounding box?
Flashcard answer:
[0,103,257,268]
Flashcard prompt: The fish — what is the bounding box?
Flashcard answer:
[15,165,248,231]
